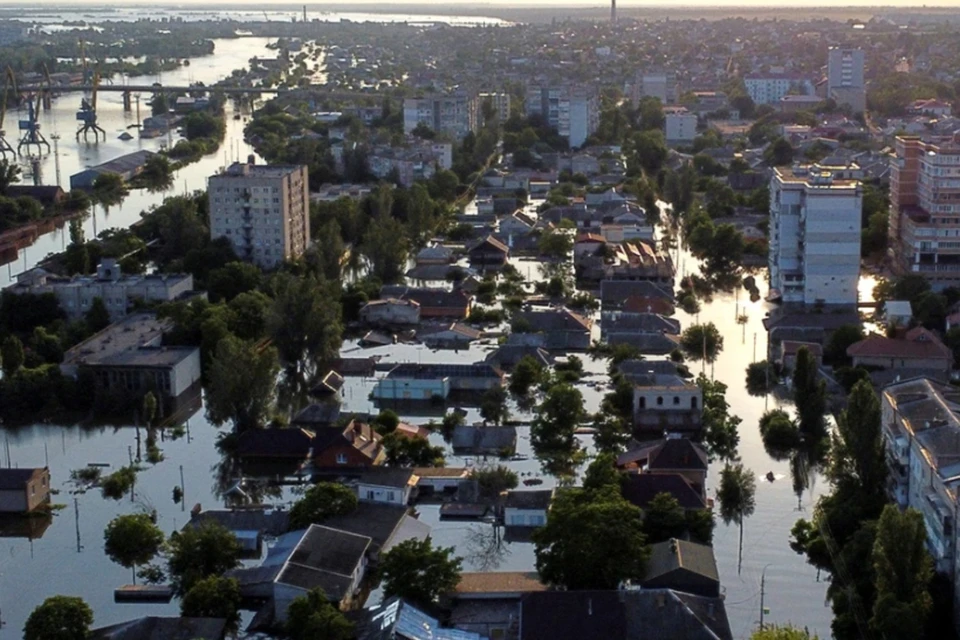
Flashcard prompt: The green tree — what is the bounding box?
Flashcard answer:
[227,290,272,341]
[207,261,263,303]
[480,386,510,426]
[363,211,409,284]
[946,326,960,368]
[180,576,241,633]
[1,334,25,376]
[268,272,343,371]
[698,375,742,461]
[23,596,93,640]
[85,297,111,333]
[642,492,688,543]
[792,346,827,441]
[759,409,801,460]
[582,452,622,493]
[627,129,668,176]
[167,521,241,596]
[151,92,169,116]
[138,154,174,193]
[533,486,649,589]
[824,324,864,366]
[833,379,887,500]
[537,228,573,259]
[680,323,724,362]
[378,537,463,608]
[289,482,359,529]
[91,172,129,209]
[474,464,519,500]
[764,137,795,166]
[718,462,756,574]
[531,383,586,453]
[286,588,354,640]
[870,506,933,640]
[103,513,165,583]
[205,336,280,432]
[509,355,544,397]
[382,432,446,467]
[0,158,22,194]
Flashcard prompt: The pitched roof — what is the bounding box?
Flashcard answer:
[468,234,510,254]
[292,403,342,427]
[601,312,681,334]
[455,572,548,596]
[271,524,371,600]
[644,539,720,584]
[89,617,227,640]
[504,489,554,510]
[600,280,673,303]
[358,467,417,489]
[847,327,951,361]
[0,468,45,490]
[516,308,592,332]
[185,509,290,537]
[356,597,484,640]
[321,502,412,551]
[619,438,709,472]
[621,473,707,510]
[235,429,314,459]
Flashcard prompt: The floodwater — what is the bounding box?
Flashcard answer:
[0,36,269,289]
[1,39,833,640]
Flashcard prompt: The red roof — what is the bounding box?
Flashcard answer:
[623,295,675,315]
[575,232,605,244]
[847,327,951,361]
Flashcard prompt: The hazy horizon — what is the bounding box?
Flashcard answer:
[2,0,960,7]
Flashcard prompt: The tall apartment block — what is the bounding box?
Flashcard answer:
[768,164,863,306]
[889,134,960,289]
[478,92,511,125]
[208,162,310,270]
[827,47,866,112]
[744,73,815,105]
[630,71,677,106]
[526,84,599,148]
[402,92,478,139]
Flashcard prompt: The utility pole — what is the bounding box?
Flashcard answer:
[51,134,61,187]
[760,564,772,630]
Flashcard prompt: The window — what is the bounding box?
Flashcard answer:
[691,397,699,409]
[387,491,396,502]
[336,453,348,464]
[638,396,646,409]
[673,396,680,405]
[31,484,35,496]
[366,490,375,500]
[656,396,663,406]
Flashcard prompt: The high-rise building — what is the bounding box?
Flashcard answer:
[526,84,599,148]
[889,134,960,288]
[402,92,478,139]
[208,162,310,270]
[827,47,865,91]
[611,0,616,23]
[630,71,677,106]
[769,164,863,306]
[478,92,511,125]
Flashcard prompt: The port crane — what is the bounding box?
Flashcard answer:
[76,69,105,142]
[17,70,49,156]
[0,67,16,158]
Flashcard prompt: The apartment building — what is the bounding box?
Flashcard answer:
[768,164,863,306]
[630,71,677,106]
[7,259,193,321]
[664,109,698,144]
[827,47,865,92]
[744,74,815,105]
[881,377,960,628]
[889,134,960,289]
[208,162,310,270]
[478,92,511,125]
[526,84,599,148]
[402,92,478,139]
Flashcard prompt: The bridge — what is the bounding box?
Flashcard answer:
[18,84,286,95]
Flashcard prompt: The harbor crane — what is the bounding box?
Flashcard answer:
[17,73,49,156]
[0,67,16,158]
[76,69,105,142]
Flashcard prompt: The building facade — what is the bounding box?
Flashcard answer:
[478,92,511,125]
[827,47,865,92]
[744,74,815,105]
[889,134,960,289]
[403,93,478,139]
[631,71,677,106]
[526,85,599,148]
[0,468,51,513]
[7,259,193,321]
[664,111,698,143]
[768,164,863,306]
[208,162,310,270]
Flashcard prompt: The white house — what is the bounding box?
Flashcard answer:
[414,467,471,496]
[499,211,537,236]
[665,111,698,143]
[503,489,554,528]
[355,468,419,506]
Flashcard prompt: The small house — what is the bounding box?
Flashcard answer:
[0,468,50,513]
[499,211,537,236]
[413,467,471,496]
[292,403,342,430]
[360,298,421,326]
[184,507,290,555]
[467,235,510,269]
[514,308,593,351]
[355,468,419,506]
[312,421,385,469]
[89,616,228,640]
[884,300,913,328]
[617,437,708,501]
[355,598,484,640]
[642,539,720,598]
[420,322,482,349]
[415,245,454,266]
[452,424,517,455]
[622,473,707,512]
[633,373,703,438]
[847,327,952,376]
[503,489,554,528]
[779,341,823,372]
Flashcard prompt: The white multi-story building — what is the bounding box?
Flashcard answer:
[526,84,599,148]
[744,74,815,105]
[664,109,698,143]
[881,377,960,629]
[402,93,478,139]
[768,164,863,306]
[7,259,194,321]
[889,134,960,289]
[208,162,310,270]
[630,71,677,106]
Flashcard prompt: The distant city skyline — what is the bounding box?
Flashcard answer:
[2,0,959,6]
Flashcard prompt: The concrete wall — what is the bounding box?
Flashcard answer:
[357,483,411,505]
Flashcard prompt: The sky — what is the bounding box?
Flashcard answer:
[4,0,960,6]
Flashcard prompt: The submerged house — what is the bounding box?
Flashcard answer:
[372,363,505,401]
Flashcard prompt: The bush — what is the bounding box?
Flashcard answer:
[101,466,138,500]
[474,465,519,500]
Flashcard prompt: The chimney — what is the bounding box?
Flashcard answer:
[611,0,617,23]
[191,503,202,516]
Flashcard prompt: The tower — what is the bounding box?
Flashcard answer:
[611,0,616,23]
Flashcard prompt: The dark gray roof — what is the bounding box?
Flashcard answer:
[617,359,680,379]
[520,590,732,640]
[648,439,709,472]
[387,362,503,380]
[451,425,517,453]
[604,332,679,355]
[762,311,861,331]
[272,524,371,599]
[89,617,227,640]
[184,509,289,537]
[515,308,591,332]
[505,489,554,510]
[600,280,673,303]
[485,344,553,368]
[293,403,342,427]
[0,468,44,490]
[622,473,706,510]
[358,467,416,489]
[601,312,681,334]
[321,502,412,551]
[236,428,314,459]
[644,539,720,584]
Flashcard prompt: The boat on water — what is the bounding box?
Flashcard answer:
[523,478,543,486]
